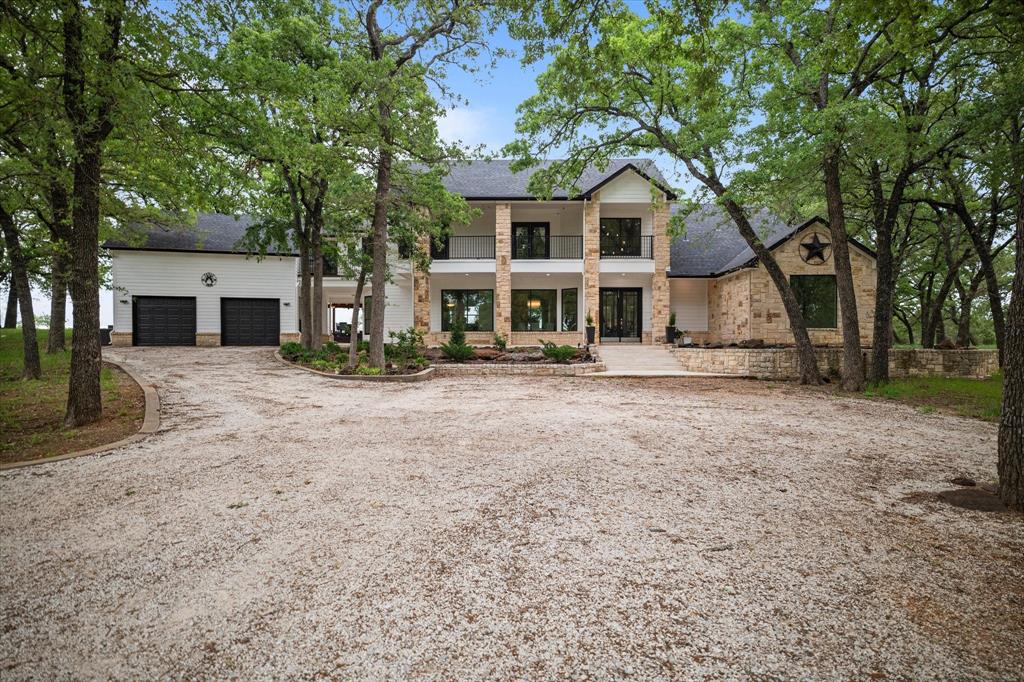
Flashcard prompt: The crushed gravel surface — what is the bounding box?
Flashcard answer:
[1,347,1021,680]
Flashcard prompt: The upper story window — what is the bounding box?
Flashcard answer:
[512,223,550,259]
[600,218,642,257]
[791,275,837,328]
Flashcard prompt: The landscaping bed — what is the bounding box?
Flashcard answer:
[424,345,597,365]
[0,329,145,465]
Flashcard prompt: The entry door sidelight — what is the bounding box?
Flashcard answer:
[599,288,642,342]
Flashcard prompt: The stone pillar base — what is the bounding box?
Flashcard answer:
[279,333,300,344]
[110,332,132,347]
[196,333,221,347]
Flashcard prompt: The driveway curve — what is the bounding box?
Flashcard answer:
[1,347,1020,680]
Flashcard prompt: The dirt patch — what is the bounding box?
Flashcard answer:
[0,363,144,465]
[937,487,1009,513]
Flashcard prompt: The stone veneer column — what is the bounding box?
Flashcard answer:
[413,233,430,334]
[583,193,601,343]
[494,203,512,339]
[651,200,671,343]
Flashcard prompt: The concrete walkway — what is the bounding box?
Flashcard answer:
[592,344,725,377]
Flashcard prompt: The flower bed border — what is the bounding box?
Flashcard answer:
[273,352,435,382]
[432,361,606,376]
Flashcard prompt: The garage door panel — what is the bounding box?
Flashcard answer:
[133,296,196,346]
[221,298,280,346]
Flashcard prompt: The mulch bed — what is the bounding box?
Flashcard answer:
[425,346,598,365]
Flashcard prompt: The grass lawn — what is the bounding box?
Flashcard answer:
[865,373,1003,422]
[0,328,144,465]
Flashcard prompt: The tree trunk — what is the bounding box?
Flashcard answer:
[870,222,895,382]
[822,146,865,391]
[368,143,392,369]
[347,267,366,369]
[4,274,17,328]
[308,191,324,351]
[298,238,312,349]
[47,250,70,353]
[0,205,41,379]
[956,270,984,348]
[719,198,822,384]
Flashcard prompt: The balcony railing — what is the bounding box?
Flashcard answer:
[600,235,654,259]
[431,236,496,260]
[512,235,583,260]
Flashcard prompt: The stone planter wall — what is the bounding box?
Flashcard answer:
[433,362,606,376]
[670,347,999,380]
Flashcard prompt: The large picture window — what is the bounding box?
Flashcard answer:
[791,275,837,328]
[600,217,642,257]
[561,288,578,331]
[512,289,557,332]
[441,290,494,331]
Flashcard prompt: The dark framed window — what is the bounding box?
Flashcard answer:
[512,289,557,332]
[791,275,837,328]
[561,288,578,331]
[512,222,550,259]
[600,217,642,256]
[441,290,494,331]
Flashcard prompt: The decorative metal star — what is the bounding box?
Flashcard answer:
[801,234,831,264]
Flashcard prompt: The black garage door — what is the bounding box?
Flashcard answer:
[221,298,280,346]
[133,296,197,346]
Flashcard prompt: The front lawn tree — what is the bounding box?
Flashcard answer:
[359,0,501,369]
[506,1,824,384]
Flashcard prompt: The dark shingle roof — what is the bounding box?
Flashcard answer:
[441,158,675,200]
[669,205,801,277]
[104,213,297,256]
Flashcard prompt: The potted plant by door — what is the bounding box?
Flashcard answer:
[585,311,596,345]
[681,330,693,346]
[665,312,677,344]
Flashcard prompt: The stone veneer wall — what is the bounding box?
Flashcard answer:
[583,194,601,341]
[494,202,513,339]
[671,347,999,380]
[707,271,750,343]
[651,202,671,342]
[433,362,606,376]
[413,234,431,333]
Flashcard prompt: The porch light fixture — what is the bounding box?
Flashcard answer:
[446,302,456,308]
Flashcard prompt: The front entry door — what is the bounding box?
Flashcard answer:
[599,288,642,342]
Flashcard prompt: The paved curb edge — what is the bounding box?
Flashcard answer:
[273,351,435,383]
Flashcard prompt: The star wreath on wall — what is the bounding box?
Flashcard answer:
[201,272,217,287]
[799,233,831,264]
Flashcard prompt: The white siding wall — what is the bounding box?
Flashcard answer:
[598,171,664,203]
[670,278,709,332]
[111,251,298,334]
[357,275,415,339]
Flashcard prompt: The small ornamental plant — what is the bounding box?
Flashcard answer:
[441,320,475,362]
[585,311,594,327]
[539,340,578,363]
[493,332,508,351]
[669,312,677,328]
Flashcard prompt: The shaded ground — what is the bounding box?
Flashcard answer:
[1,347,1021,680]
[0,329,144,465]
[864,373,1003,422]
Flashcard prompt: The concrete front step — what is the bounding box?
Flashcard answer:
[595,345,688,372]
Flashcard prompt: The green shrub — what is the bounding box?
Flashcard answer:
[310,359,333,372]
[358,340,370,353]
[539,340,578,363]
[441,320,474,362]
[386,327,426,363]
[493,332,507,351]
[280,341,304,360]
[356,365,382,376]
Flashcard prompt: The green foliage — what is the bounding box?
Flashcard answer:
[279,342,305,361]
[355,365,382,376]
[386,327,425,364]
[493,332,507,350]
[668,312,676,328]
[539,340,577,364]
[585,311,594,327]
[865,373,1003,422]
[440,320,474,362]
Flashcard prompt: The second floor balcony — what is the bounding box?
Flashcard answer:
[431,235,495,260]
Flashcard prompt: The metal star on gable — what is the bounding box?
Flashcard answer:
[800,234,831,264]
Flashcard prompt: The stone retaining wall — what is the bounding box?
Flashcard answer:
[433,362,606,376]
[670,347,999,380]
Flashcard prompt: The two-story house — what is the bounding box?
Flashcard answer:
[106,159,876,349]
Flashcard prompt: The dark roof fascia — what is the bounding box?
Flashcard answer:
[463,196,582,201]
[667,215,877,279]
[104,245,299,257]
[582,163,678,201]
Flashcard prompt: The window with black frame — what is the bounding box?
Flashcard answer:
[512,289,557,331]
[512,223,550,259]
[561,288,578,331]
[600,217,642,257]
[441,290,494,331]
[790,275,837,328]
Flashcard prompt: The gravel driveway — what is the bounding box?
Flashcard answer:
[1,347,1021,680]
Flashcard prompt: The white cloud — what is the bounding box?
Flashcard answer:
[437,107,504,152]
